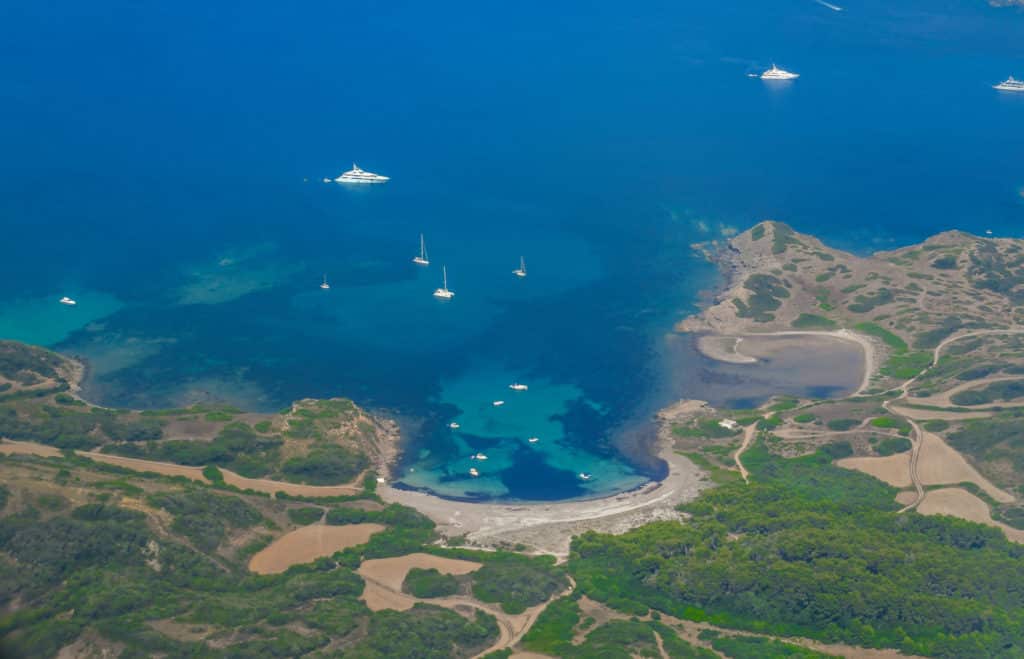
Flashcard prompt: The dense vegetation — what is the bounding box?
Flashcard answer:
[570,442,1024,657]
[0,455,498,659]
[403,567,459,598]
[700,630,837,659]
[469,553,569,614]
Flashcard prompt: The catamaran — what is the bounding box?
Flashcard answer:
[413,234,430,266]
[761,64,799,80]
[994,76,1024,92]
[320,274,330,290]
[59,296,77,306]
[433,266,454,299]
[334,164,389,183]
[509,382,528,391]
[513,256,527,278]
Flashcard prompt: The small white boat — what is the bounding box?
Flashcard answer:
[509,382,528,391]
[513,256,527,278]
[449,422,461,429]
[469,467,480,477]
[474,453,488,461]
[578,472,592,481]
[334,163,390,183]
[492,400,505,407]
[986,229,994,236]
[528,437,540,443]
[433,266,455,299]
[761,64,799,80]
[320,274,330,290]
[413,234,430,266]
[59,297,77,306]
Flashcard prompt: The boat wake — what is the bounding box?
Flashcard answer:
[813,0,843,11]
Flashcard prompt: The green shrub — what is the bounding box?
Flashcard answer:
[791,314,837,330]
[403,568,459,598]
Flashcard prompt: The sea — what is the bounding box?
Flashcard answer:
[0,0,1021,500]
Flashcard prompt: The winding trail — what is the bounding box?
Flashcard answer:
[882,328,1024,512]
[733,424,757,484]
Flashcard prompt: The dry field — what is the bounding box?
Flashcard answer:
[248,523,385,574]
[917,488,1024,544]
[836,454,912,488]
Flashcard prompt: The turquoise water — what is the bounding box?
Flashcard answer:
[0,0,1021,500]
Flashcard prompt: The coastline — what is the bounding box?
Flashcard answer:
[378,415,710,557]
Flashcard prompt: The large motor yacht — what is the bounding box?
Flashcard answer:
[994,76,1024,92]
[334,164,390,183]
[761,64,799,80]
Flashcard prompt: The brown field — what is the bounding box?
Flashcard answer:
[916,432,1014,503]
[358,552,483,595]
[917,488,1024,544]
[0,439,62,459]
[248,523,385,574]
[836,454,911,487]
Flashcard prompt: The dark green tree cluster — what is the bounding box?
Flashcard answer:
[570,442,1024,657]
[403,567,459,598]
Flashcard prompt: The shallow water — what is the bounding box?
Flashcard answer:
[0,0,1021,500]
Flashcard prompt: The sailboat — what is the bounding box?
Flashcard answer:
[509,382,528,391]
[578,472,592,481]
[513,256,527,278]
[320,274,330,290]
[59,296,77,306]
[433,266,454,299]
[413,234,430,266]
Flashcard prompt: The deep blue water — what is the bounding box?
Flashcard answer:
[0,0,1021,500]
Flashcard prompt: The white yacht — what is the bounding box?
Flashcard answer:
[994,76,1024,92]
[433,266,454,299]
[334,164,389,184]
[578,472,592,481]
[513,256,527,278]
[59,296,77,306]
[413,234,430,266]
[527,436,540,443]
[492,400,505,406]
[469,467,480,477]
[474,453,488,461]
[320,274,330,290]
[449,422,461,429]
[509,382,528,391]
[761,64,799,80]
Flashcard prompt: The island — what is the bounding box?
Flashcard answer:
[3,221,1024,658]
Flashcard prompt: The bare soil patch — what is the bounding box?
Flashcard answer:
[836,453,912,488]
[358,553,482,594]
[917,488,1024,544]
[916,432,1014,503]
[249,523,385,574]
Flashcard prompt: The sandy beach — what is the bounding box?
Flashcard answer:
[379,437,708,557]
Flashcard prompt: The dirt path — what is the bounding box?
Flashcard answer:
[911,375,1024,408]
[0,439,364,498]
[880,329,1024,512]
[733,425,757,484]
[356,553,574,659]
